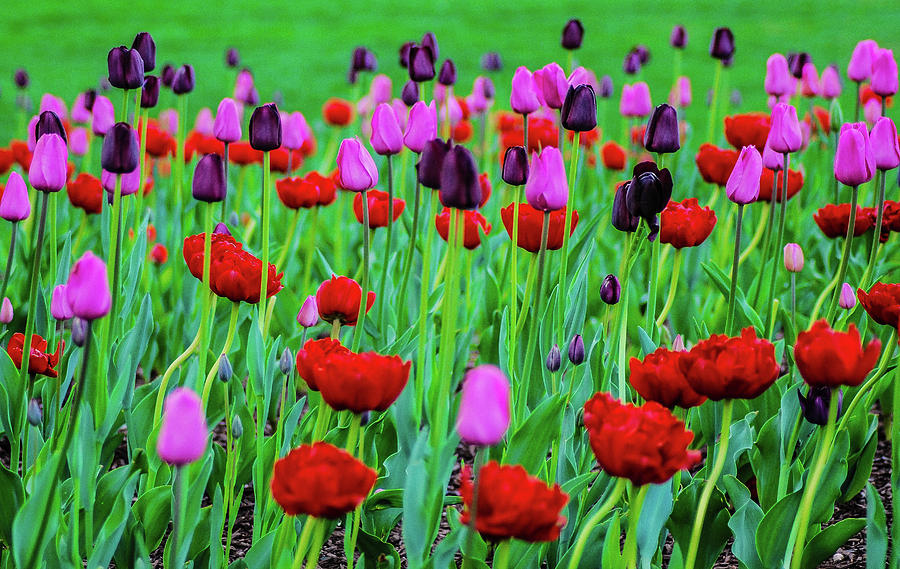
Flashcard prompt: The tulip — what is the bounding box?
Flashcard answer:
[538,63,568,110]
[214,98,242,143]
[249,103,282,151]
[670,25,687,49]
[525,147,567,211]
[502,146,529,186]
[644,104,680,153]
[156,387,208,465]
[510,67,541,115]
[839,283,856,309]
[192,154,226,203]
[439,145,481,210]
[403,101,437,153]
[29,134,68,192]
[561,84,597,132]
[132,32,156,72]
[283,112,308,151]
[0,298,12,323]
[768,103,802,154]
[370,103,404,155]
[66,251,111,320]
[620,82,652,117]
[871,49,898,97]
[870,117,900,171]
[623,50,642,75]
[92,96,115,136]
[337,137,379,191]
[848,39,878,82]
[762,139,783,171]
[401,81,419,107]
[107,46,144,90]
[561,19,584,50]
[612,182,639,233]
[101,123,139,174]
[765,54,792,97]
[141,76,160,108]
[669,76,692,108]
[51,284,73,320]
[101,168,143,198]
[784,243,804,272]
[408,46,435,82]
[0,172,31,221]
[297,295,318,327]
[438,59,457,86]
[820,65,842,99]
[35,110,67,143]
[598,75,614,98]
[481,52,502,71]
[726,146,762,204]
[71,92,92,123]
[370,74,392,104]
[455,365,510,446]
[709,27,735,60]
[194,108,214,136]
[567,334,585,365]
[787,52,811,79]
[834,122,875,186]
[160,64,175,87]
[233,69,259,106]
[26,399,41,426]
[417,138,451,189]
[625,162,673,232]
[797,386,842,425]
[600,274,621,305]
[14,69,28,88]
[545,345,561,372]
[800,63,819,97]
[172,64,195,95]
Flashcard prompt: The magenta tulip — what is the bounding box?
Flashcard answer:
[869,117,900,171]
[768,103,802,154]
[839,283,856,309]
[69,127,89,157]
[765,53,792,97]
[871,48,898,97]
[455,365,510,446]
[71,92,92,123]
[821,65,842,99]
[762,139,783,171]
[538,62,569,110]
[834,122,875,186]
[847,39,878,82]
[102,168,143,197]
[29,133,68,192]
[525,147,568,211]
[510,66,541,115]
[0,298,11,324]
[51,284,73,320]
[800,63,819,97]
[620,82,652,118]
[283,112,308,151]
[370,103,404,156]
[39,94,67,121]
[567,66,599,92]
[783,243,804,272]
[297,295,318,327]
[92,96,115,136]
[467,77,491,114]
[156,387,208,466]
[66,251,111,320]
[726,146,762,204]
[0,172,31,221]
[403,101,437,153]
[194,108,214,136]
[864,98,882,125]
[213,98,242,143]
[370,74,392,105]
[668,76,692,108]
[337,137,378,191]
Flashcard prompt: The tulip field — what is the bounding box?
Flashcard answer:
[3,5,900,569]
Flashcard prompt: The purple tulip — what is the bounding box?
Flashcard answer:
[14,69,28,89]
[538,62,569,110]
[438,59,457,87]
[510,66,541,115]
[51,284,73,320]
[297,295,318,327]
[525,147,568,212]
[765,54,792,97]
[192,154,227,203]
[107,46,145,90]
[233,69,258,106]
[561,19,584,50]
[214,98,242,143]
[66,251,111,320]
[101,168,143,197]
[644,104,680,154]
[400,80,419,107]
[29,134,68,192]
[821,65,842,99]
[502,146,529,186]
[92,96,115,136]
[455,365,510,446]
[670,25,687,49]
[768,103,802,154]
[370,103,404,156]
[870,117,900,171]
[871,48,898,97]
[0,172,31,221]
[156,387,208,466]
[337,137,378,191]
[172,64,195,95]
[726,146,763,204]
[132,32,156,72]
[226,48,240,68]
[101,123,139,174]
[403,101,437,153]
[834,122,875,186]
[0,298,12,324]
[839,283,856,309]
[249,103,282,151]
[848,39,878,82]
[408,45,436,82]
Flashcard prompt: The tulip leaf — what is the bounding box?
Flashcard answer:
[637,481,674,563]
[133,485,172,551]
[12,453,61,568]
[810,429,849,525]
[357,527,403,569]
[754,489,802,568]
[750,414,781,511]
[637,326,657,356]
[0,461,24,546]
[667,480,730,569]
[866,483,888,569]
[841,427,878,501]
[799,517,865,569]
[727,492,765,569]
[87,470,136,569]
[601,511,625,569]
[504,395,566,475]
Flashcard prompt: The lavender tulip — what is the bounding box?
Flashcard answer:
[768,103,802,154]
[871,48,898,97]
[66,251,111,320]
[297,295,318,327]
[51,284,73,320]
[870,117,900,171]
[29,134,68,192]
[0,172,31,221]
[370,103,404,156]
[214,98,242,143]
[403,101,437,153]
[510,67,541,115]
[337,137,378,191]
[765,54,792,97]
[834,122,875,186]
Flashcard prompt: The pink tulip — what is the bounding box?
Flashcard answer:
[847,39,878,82]
[194,107,214,136]
[92,96,115,136]
[764,53,793,97]
[357,94,375,117]
[668,76,692,108]
[69,127,89,157]
[337,137,378,191]
[726,146,762,204]
[297,295,318,327]
[762,139,783,171]
[156,387,208,466]
[0,172,31,221]
[233,69,256,104]
[821,65,842,99]
[438,96,463,126]
[283,111,308,151]
[71,92,92,123]
[834,122,875,186]
[51,284,73,320]
[370,74,393,105]
[567,66,599,92]
[620,82,652,118]
[455,365,510,446]
[390,99,408,130]
[26,116,38,151]
[783,243,804,272]
[800,63,819,97]
[158,108,179,136]
[102,168,143,196]
[214,98,242,143]
[39,93,67,121]
[839,283,856,309]
[29,134,68,192]
[870,117,900,171]
[370,103,404,156]
[525,147,568,211]
[66,251,111,320]
[768,103,802,154]
[403,101,437,153]
[538,62,569,110]
[510,66,541,115]
[871,49,898,97]
[467,77,491,114]
[0,298,12,324]
[864,98,882,125]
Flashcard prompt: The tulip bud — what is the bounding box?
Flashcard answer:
[51,284,74,320]
[408,46,435,82]
[455,364,510,446]
[420,31,439,60]
[623,51,642,75]
[226,48,240,68]
[140,76,160,108]
[797,386,842,426]
[765,53,793,97]
[834,122,875,186]
[416,138,451,189]
[66,251,111,320]
[672,334,686,352]
[27,399,42,427]
[398,42,415,68]
[131,32,156,72]
[71,318,88,347]
[107,46,145,90]
[871,49,898,97]
[438,59,457,86]
[14,68,29,89]
[537,63,568,110]
[337,137,379,191]
[172,64,195,95]
[35,110,67,144]
[218,354,233,383]
[249,103,282,151]
[625,162,673,231]
[620,82,652,118]
[160,63,175,87]
[510,67,541,115]
[839,283,856,309]
[501,146,529,186]
[157,387,208,466]
[401,80,419,107]
[611,182,639,233]
[599,75,614,99]
[821,65,842,99]
[600,274,621,305]
[726,146,763,205]
[828,99,844,135]
[214,98,242,143]
[29,134,68,192]
[0,172,31,221]
[848,40,878,82]
[768,103,802,154]
[101,123,139,174]
[231,415,243,438]
[561,84,598,132]
[403,101,436,153]
[370,103,404,156]
[481,52,503,72]
[439,145,481,210]
[227,212,240,227]
[670,25,687,49]
[568,334,585,365]
[92,96,115,136]
[709,27,735,61]
[297,295,319,327]
[192,154,227,203]
[643,104,680,153]
[871,117,900,171]
[0,297,12,323]
[783,243,804,272]
[279,348,294,376]
[788,52,811,80]
[561,19,584,50]
[546,344,562,372]
[525,147,568,211]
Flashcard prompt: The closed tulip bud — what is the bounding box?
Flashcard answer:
[401,80,419,107]
[787,52,811,79]
[623,51,642,75]
[538,62,569,110]
[0,298,12,323]
[82,89,98,112]
[848,40,878,83]
[871,49,898,97]
[421,32,439,60]
[160,63,175,87]
[337,137,379,191]
[801,63,819,97]
[107,46,145,90]
[214,222,231,236]
[864,98,882,125]
[870,118,900,171]
[218,354,233,382]
[14,68,29,89]
[600,274,621,305]
[670,25,687,49]
[214,98,242,143]
[416,138,451,189]
[279,348,294,376]
[172,64,195,95]
[797,386,842,426]
[51,284,74,320]
[765,53,793,97]
[192,154,226,203]
[29,134,68,192]
[672,334,686,351]
[71,317,88,346]
[726,146,763,204]
[233,69,258,106]
[92,96,115,136]
[408,46,436,82]
[231,415,243,438]
[525,147,568,211]
[35,110,67,144]
[501,146,529,186]
[828,99,844,134]
[101,123,139,174]
[643,103,680,153]
[226,48,240,68]
[249,103,282,151]
[131,32,156,72]
[440,145,481,210]
[546,344,562,372]
[404,101,436,153]
[455,364,510,446]
[438,59,457,86]
[568,334,585,365]
[612,181,639,233]
[297,295,319,327]
[561,19,584,50]
[561,84,597,132]
[0,172,31,221]
[481,52,503,72]
[834,122,875,186]
[767,103,802,154]
[783,243,804,272]
[762,140,783,171]
[157,387,208,466]
[709,27,735,61]
[66,251,111,320]
[370,103,404,156]
[839,283,856,309]
[27,399,42,426]
[139,75,159,108]
[821,65,842,99]
[399,42,415,68]
[510,67,541,115]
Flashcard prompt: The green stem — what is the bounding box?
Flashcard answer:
[655,249,682,328]
[345,413,364,569]
[567,478,628,569]
[253,394,265,541]
[624,485,650,569]
[378,154,394,323]
[463,447,488,569]
[301,207,320,296]
[705,63,722,144]
[558,135,580,343]
[352,189,371,352]
[291,518,318,569]
[725,204,744,335]
[0,222,18,302]
[135,109,149,234]
[508,186,523,383]
[201,303,240,410]
[109,174,125,337]
[19,193,48,391]
[522,211,551,395]
[777,413,803,501]
[175,95,187,219]
[415,190,436,428]
[863,171,886,288]
[197,204,214,387]
[826,185,858,323]
[493,540,512,569]
[170,466,185,568]
[616,231,639,401]
[515,256,538,337]
[892,351,900,569]
[397,173,421,321]
[275,208,301,270]
[259,151,272,332]
[304,520,327,569]
[763,153,790,337]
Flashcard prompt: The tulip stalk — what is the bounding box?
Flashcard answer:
[222,143,231,219]
[508,186,523,383]
[623,484,650,569]
[377,154,395,321]
[705,63,723,144]
[655,249,683,328]
[135,108,149,233]
[414,190,437,426]
[290,518,318,569]
[522,211,551,394]
[0,222,18,303]
[174,95,188,215]
[196,204,215,383]
[763,154,790,336]
[19,192,49,393]
[725,204,744,335]
[892,356,900,569]
[567,477,628,569]
[825,184,859,323]
[344,412,364,569]
[301,207,320,296]
[862,170,886,288]
[352,189,371,352]
[276,209,301,270]
[169,466,187,568]
[558,134,580,344]
[201,302,240,409]
[684,399,733,569]
[397,176,421,321]
[108,173,126,332]
[259,151,272,332]
[462,448,487,569]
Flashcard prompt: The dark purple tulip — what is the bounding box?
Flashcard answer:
[480,76,496,100]
[408,46,436,82]
[72,317,88,347]
[416,138,451,189]
[351,47,368,72]
[172,64,195,95]
[612,182,639,233]
[502,146,529,186]
[633,45,650,65]
[481,52,503,72]
[730,89,742,107]
[107,46,145,90]
[14,68,29,89]
[709,27,735,61]
[421,32,439,60]
[623,51,642,75]
[643,104,681,154]
[788,52,812,79]
[561,84,597,132]
[226,48,240,68]
[568,334,585,365]
[545,345,561,372]
[438,59,457,86]
[99,78,112,91]
[161,64,175,88]
[348,69,359,85]
[35,110,67,144]
[723,53,735,68]
[599,75,614,98]
[249,103,282,151]
[561,19,584,50]
[439,145,481,210]
[83,89,97,112]
[797,386,842,425]
[399,42,415,68]
[101,122,139,174]
[600,275,621,305]
[214,222,232,236]
[670,25,687,49]
[131,32,156,72]
[192,154,227,203]
[141,76,159,108]
[626,161,673,240]
[401,80,419,106]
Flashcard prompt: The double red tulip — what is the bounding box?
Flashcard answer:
[459,461,568,542]
[353,189,405,228]
[434,208,492,249]
[182,232,283,304]
[724,112,772,151]
[295,338,350,391]
[813,203,874,238]
[679,327,779,401]
[659,198,717,249]
[583,392,701,486]
[695,143,739,186]
[629,348,707,408]
[66,173,103,214]
[857,283,900,328]
[7,333,63,378]
[794,320,880,388]
[317,351,410,413]
[758,168,804,202]
[275,171,337,210]
[315,275,375,326]
[323,98,355,127]
[500,202,579,253]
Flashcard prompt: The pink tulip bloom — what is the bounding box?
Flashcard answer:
[870,117,900,171]
[0,172,31,221]
[194,107,214,136]
[66,251,111,320]
[455,365,510,446]
[297,295,318,327]
[871,48,898,97]
[821,65,842,99]
[29,134,68,192]
[390,99,408,130]
[51,284,73,320]
[764,53,792,97]
[839,283,856,309]
[156,387,208,466]
[800,63,819,97]
[620,82,652,118]
[864,98,882,125]
[71,92,92,123]
[567,66,599,92]
[214,98,242,143]
[762,139,783,171]
[848,39,878,82]
[370,74,393,105]
[370,103,404,156]
[39,93,67,121]
[468,77,491,114]
[69,127,89,157]
[283,111,308,151]
[92,96,115,136]
[404,101,437,153]
[538,62,569,110]
[158,108,179,136]
[337,137,378,191]
[438,96,463,126]
[0,298,12,324]
[834,122,875,186]
[768,103,802,154]
[102,168,144,196]
[668,76,692,108]
[525,147,568,211]
[726,146,762,204]
[510,66,541,115]
[783,243,804,272]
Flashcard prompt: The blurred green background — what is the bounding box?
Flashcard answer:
[0,0,897,136]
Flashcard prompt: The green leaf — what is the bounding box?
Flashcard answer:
[0,462,24,545]
[755,490,802,568]
[800,518,865,569]
[503,395,566,474]
[357,527,402,569]
[12,454,61,568]
[727,492,765,569]
[841,428,878,501]
[601,512,625,569]
[810,430,850,525]
[133,485,173,551]
[87,471,136,569]
[866,483,887,569]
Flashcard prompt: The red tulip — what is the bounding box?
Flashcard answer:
[629,348,706,409]
[317,351,410,413]
[601,141,626,171]
[758,168,804,202]
[7,333,63,378]
[275,171,337,210]
[695,143,738,186]
[724,112,771,151]
[182,232,283,304]
[813,203,874,238]
[434,207,492,249]
[149,243,168,265]
[794,319,880,388]
[322,98,355,127]
[66,172,103,214]
[679,327,779,401]
[500,202,578,253]
[295,338,350,391]
[353,189,405,228]
[857,282,900,328]
[659,198,716,249]
[315,275,375,326]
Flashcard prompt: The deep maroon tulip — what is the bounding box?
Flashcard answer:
[612,182,639,233]
[482,52,503,71]
[438,59,457,86]
[101,122,139,174]
[399,42,414,68]
[131,32,156,72]
[401,80,419,106]
[561,19,584,50]
[141,76,159,108]
[568,334,585,364]
[626,162,673,223]
[249,104,282,151]
[35,110,67,144]
[421,32,439,60]
[408,46,436,82]
[226,48,240,68]
[192,154,227,203]
[709,27,735,61]
[160,63,175,88]
[172,64,195,95]
[644,104,680,153]
[502,146,529,186]
[417,139,451,189]
[107,46,145,89]
[600,274,621,304]
[788,52,811,79]
[670,25,687,49]
[14,68,28,89]
[82,89,97,112]
[623,51,642,75]
[440,145,481,210]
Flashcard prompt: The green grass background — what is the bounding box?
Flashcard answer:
[0,0,897,136]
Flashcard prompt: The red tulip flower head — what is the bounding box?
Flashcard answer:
[435,208,492,249]
[629,348,707,408]
[315,275,375,326]
[353,189,405,228]
[295,338,351,391]
[182,233,283,304]
[794,320,880,388]
[501,203,578,253]
[695,144,738,186]
[7,333,63,378]
[857,283,900,328]
[317,351,410,413]
[659,198,716,249]
[679,327,779,400]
